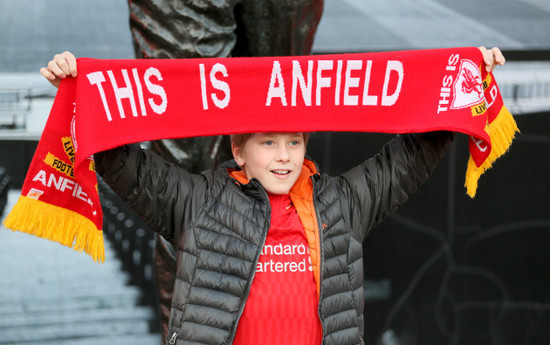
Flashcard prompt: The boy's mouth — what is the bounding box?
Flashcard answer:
[271,170,291,175]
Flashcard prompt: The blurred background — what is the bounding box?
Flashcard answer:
[0,1,549,344]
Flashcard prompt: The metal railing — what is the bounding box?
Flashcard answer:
[0,168,11,217]
[0,87,31,129]
[98,180,160,330]
[500,81,550,114]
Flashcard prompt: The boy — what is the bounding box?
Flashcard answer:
[42,48,504,345]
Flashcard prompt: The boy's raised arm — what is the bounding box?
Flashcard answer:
[341,131,454,241]
[95,144,199,243]
[342,46,505,240]
[40,51,195,242]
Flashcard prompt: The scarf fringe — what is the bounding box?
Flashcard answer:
[2,195,105,263]
[465,106,519,197]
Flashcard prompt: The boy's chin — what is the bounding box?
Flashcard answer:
[266,189,290,195]
[264,184,292,195]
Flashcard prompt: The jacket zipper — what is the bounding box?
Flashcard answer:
[227,180,271,344]
[168,331,178,344]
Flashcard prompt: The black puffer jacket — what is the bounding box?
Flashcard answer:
[96,132,453,345]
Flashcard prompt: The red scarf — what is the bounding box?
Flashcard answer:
[3,47,518,262]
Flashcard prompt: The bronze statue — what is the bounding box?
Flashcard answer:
[126,0,324,341]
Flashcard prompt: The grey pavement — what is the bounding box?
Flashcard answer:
[0,0,549,74]
[0,0,134,73]
[315,0,548,52]
[0,190,162,345]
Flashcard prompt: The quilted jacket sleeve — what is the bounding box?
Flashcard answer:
[95,144,205,243]
[341,131,454,242]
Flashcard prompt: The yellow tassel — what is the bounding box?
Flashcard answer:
[465,106,519,197]
[2,195,105,263]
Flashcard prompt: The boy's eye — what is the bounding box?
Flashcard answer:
[264,140,274,146]
[289,140,299,146]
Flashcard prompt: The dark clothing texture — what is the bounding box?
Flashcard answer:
[96,131,453,345]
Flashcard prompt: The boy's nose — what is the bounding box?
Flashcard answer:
[276,146,291,162]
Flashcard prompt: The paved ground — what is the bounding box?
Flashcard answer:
[0,190,162,345]
[0,0,549,74]
[316,0,550,53]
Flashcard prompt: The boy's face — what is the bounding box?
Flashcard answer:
[232,132,306,195]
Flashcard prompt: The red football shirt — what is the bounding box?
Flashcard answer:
[232,194,322,345]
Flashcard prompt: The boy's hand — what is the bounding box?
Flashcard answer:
[478,46,506,73]
[40,51,77,89]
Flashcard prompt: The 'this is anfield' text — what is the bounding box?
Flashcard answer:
[86,59,404,122]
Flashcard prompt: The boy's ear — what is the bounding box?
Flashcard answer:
[231,142,245,167]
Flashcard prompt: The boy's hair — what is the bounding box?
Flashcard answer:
[230,132,311,151]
